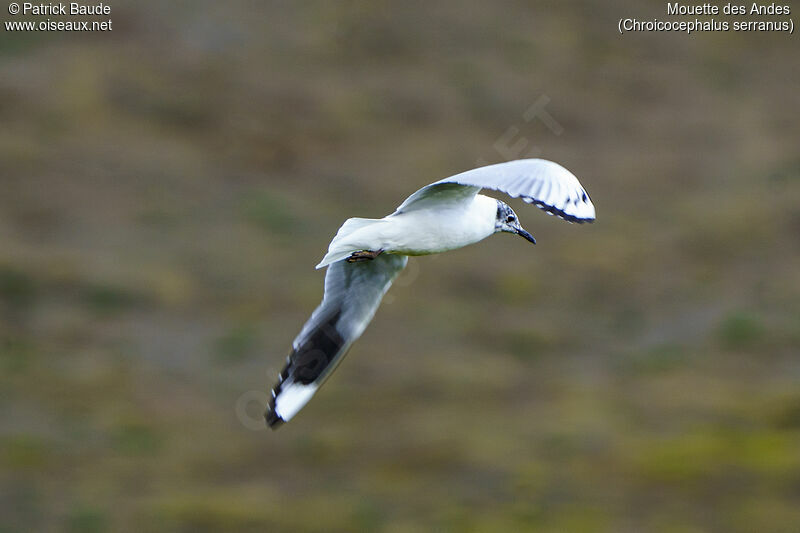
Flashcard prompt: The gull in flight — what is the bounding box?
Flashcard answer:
[265,158,595,428]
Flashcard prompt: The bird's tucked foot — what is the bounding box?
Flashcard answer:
[346,249,383,263]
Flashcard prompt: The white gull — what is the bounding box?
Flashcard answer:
[266,158,595,428]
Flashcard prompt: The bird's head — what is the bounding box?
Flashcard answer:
[495,200,536,244]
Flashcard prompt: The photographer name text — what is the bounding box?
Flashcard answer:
[6,2,112,32]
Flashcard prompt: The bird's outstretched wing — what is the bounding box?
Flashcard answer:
[394,159,595,223]
[266,254,407,428]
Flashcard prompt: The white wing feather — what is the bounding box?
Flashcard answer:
[395,159,595,223]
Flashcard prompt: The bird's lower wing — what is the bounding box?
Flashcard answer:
[266,254,408,428]
[394,159,595,223]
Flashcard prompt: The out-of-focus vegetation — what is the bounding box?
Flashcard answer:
[1,2,798,532]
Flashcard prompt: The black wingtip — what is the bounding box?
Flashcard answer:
[265,406,285,429]
[522,195,595,224]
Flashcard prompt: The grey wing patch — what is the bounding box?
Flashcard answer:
[266,254,407,428]
[409,159,596,223]
[393,182,481,215]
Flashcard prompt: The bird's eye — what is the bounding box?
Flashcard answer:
[506,215,515,223]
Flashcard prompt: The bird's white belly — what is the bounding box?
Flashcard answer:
[380,204,495,256]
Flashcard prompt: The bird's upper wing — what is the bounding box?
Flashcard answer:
[394,158,595,223]
[266,253,407,428]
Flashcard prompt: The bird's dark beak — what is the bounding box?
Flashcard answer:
[515,227,536,244]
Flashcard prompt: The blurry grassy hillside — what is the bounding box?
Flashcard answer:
[1,1,799,532]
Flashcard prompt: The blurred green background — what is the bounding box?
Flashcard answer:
[1,1,799,532]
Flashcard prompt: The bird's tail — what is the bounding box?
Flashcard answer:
[316,217,385,269]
